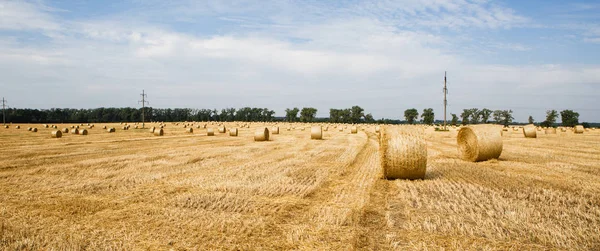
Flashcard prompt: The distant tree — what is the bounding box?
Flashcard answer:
[339,109,352,123]
[541,110,558,128]
[285,107,300,122]
[468,108,480,124]
[364,113,375,123]
[560,110,579,127]
[350,106,365,123]
[300,107,318,122]
[528,115,534,124]
[499,110,514,127]
[582,122,590,128]
[479,108,492,123]
[450,113,458,126]
[404,108,419,124]
[492,110,503,124]
[329,109,341,123]
[460,109,472,125]
[421,108,435,125]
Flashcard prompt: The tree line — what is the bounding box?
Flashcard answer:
[1,106,588,127]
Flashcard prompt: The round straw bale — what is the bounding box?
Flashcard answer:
[574,125,584,134]
[272,126,279,134]
[457,125,503,162]
[351,126,358,134]
[301,127,305,131]
[560,127,567,132]
[229,128,238,136]
[62,128,69,133]
[338,127,343,132]
[254,127,270,141]
[375,126,380,133]
[218,126,226,133]
[311,126,323,140]
[44,124,49,128]
[102,126,107,129]
[71,128,79,134]
[154,128,164,136]
[4,125,9,129]
[380,127,427,179]
[28,127,32,131]
[134,125,138,129]
[323,126,328,131]
[51,130,62,138]
[107,128,115,133]
[149,127,156,133]
[186,128,193,133]
[522,124,537,138]
[207,128,215,136]
[79,129,88,135]
[16,125,20,129]
[31,128,38,132]
[545,128,557,134]
[287,127,291,131]
[502,127,508,131]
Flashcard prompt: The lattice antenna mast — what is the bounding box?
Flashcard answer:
[443,72,448,130]
[1,97,7,125]
[138,90,149,129]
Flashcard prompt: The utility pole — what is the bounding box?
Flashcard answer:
[138,90,149,129]
[443,72,448,130]
[1,97,6,125]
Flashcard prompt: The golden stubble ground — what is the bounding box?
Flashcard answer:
[0,123,599,250]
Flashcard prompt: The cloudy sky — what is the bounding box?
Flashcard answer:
[1,0,599,122]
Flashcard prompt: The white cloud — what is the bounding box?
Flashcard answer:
[0,1,60,31]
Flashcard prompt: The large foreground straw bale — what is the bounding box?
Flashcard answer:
[523,124,537,138]
[254,127,270,141]
[457,125,503,162]
[311,126,322,140]
[380,126,427,179]
[51,130,62,138]
[574,125,584,134]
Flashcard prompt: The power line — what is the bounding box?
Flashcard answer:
[138,90,149,129]
[1,97,6,125]
[443,71,448,130]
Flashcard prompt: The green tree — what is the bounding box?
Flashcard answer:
[560,110,579,127]
[499,110,514,127]
[285,107,299,122]
[364,113,375,123]
[460,109,472,125]
[479,108,492,123]
[350,105,365,123]
[451,113,458,126]
[404,108,419,124]
[300,107,318,122]
[421,108,434,125]
[528,115,534,124]
[541,110,558,128]
[469,108,480,124]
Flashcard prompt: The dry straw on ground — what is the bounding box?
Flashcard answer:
[523,124,537,138]
[51,130,62,138]
[229,128,238,136]
[457,124,503,162]
[311,126,323,140]
[574,125,584,134]
[207,128,215,136]
[254,127,270,141]
[379,126,427,179]
[154,128,164,136]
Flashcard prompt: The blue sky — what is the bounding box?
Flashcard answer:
[0,0,599,122]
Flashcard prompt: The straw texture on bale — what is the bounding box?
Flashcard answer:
[545,128,557,134]
[379,126,427,179]
[79,129,88,135]
[154,128,164,136]
[574,125,584,134]
[207,128,215,136]
[523,125,537,138]
[229,128,238,136]
[310,126,323,140]
[254,127,270,141]
[186,128,193,133]
[51,130,62,138]
[457,125,503,162]
[107,128,115,133]
[218,127,226,133]
[272,127,279,134]
[351,126,358,134]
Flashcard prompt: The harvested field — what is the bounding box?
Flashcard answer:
[1,123,599,250]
